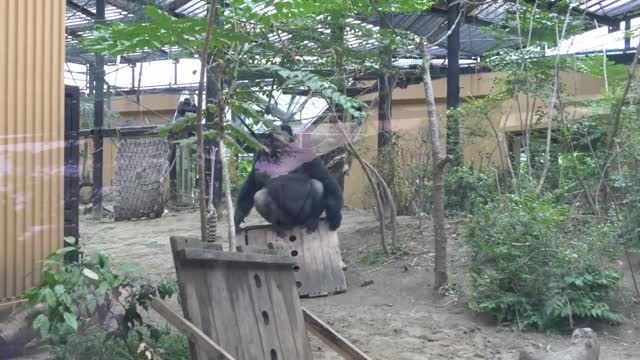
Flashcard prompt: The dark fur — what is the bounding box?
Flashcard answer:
[234,125,343,235]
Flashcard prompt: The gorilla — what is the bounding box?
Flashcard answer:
[234,125,343,237]
[176,98,197,117]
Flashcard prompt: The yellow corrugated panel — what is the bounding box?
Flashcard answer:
[0,0,65,302]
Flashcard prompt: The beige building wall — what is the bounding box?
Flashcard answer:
[344,71,604,208]
[0,0,66,301]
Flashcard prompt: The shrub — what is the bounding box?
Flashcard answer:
[26,241,177,346]
[49,325,189,360]
[231,157,253,194]
[423,165,498,215]
[461,193,622,330]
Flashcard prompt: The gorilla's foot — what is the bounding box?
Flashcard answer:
[273,226,287,239]
[304,218,320,234]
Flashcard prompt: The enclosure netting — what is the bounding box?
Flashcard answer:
[112,136,171,221]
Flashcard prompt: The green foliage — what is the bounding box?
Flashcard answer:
[231,157,253,194]
[486,1,585,48]
[79,6,251,56]
[26,245,177,345]
[259,65,367,121]
[49,325,189,360]
[576,55,629,86]
[358,246,409,265]
[462,192,622,330]
[423,166,498,215]
[374,132,428,216]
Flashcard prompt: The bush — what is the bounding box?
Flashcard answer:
[26,241,177,346]
[50,325,189,360]
[423,165,498,215]
[461,192,622,330]
[231,157,253,194]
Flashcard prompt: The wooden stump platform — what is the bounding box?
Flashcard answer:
[235,220,348,298]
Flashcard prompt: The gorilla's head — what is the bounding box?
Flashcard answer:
[259,124,296,163]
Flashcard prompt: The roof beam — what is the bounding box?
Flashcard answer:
[66,0,96,19]
[105,0,138,14]
[168,0,193,17]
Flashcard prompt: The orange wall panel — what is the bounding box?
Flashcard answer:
[0,0,65,301]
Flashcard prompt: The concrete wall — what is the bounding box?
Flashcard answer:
[0,0,66,301]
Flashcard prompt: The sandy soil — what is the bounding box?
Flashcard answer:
[77,207,640,360]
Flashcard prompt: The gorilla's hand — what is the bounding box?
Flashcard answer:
[327,212,342,231]
[234,213,244,232]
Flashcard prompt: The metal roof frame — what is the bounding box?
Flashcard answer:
[65,0,640,66]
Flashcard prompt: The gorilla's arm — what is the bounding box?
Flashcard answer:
[305,159,343,230]
[234,167,260,227]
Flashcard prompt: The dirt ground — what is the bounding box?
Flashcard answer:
[77,207,640,360]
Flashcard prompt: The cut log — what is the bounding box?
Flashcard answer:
[519,328,600,360]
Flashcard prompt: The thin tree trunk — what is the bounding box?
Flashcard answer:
[536,7,573,192]
[362,160,398,247]
[607,42,640,150]
[196,1,218,242]
[420,39,452,291]
[335,122,389,254]
[220,142,236,251]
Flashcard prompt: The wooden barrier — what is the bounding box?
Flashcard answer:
[170,236,313,360]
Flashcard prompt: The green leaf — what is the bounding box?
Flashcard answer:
[43,288,57,308]
[55,246,78,257]
[63,312,79,331]
[82,268,100,281]
[43,271,56,285]
[32,314,50,338]
[63,236,76,245]
[53,284,65,296]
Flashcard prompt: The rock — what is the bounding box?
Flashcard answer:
[360,280,374,287]
[519,328,599,360]
[0,304,47,357]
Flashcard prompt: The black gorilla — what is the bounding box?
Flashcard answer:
[176,98,197,117]
[234,125,343,237]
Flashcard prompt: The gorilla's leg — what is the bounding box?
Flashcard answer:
[254,189,287,238]
[302,179,324,233]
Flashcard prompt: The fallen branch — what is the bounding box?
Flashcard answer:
[302,307,373,360]
[150,298,235,360]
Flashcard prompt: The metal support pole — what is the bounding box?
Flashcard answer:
[204,1,223,208]
[205,64,223,208]
[130,64,136,90]
[625,18,631,50]
[377,20,393,153]
[92,0,105,218]
[446,0,461,164]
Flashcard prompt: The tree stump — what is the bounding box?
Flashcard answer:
[519,328,600,360]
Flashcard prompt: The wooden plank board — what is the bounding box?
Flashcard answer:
[206,263,243,359]
[170,236,204,359]
[150,298,235,360]
[301,229,326,297]
[320,223,347,293]
[268,267,313,359]
[303,307,373,360]
[237,220,348,298]
[247,269,284,359]
[264,268,299,359]
[178,248,295,266]
[226,265,265,360]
